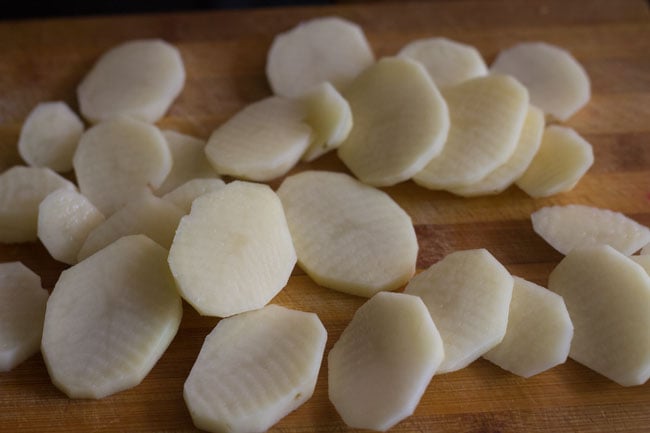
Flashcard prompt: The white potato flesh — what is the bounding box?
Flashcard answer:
[205,96,311,181]
[532,204,650,256]
[0,166,76,243]
[266,16,374,98]
[631,255,650,274]
[405,249,514,373]
[548,245,650,386]
[168,181,296,318]
[337,57,450,186]
[516,125,594,198]
[328,292,444,432]
[38,189,105,265]
[413,74,529,190]
[277,171,417,297]
[73,117,172,215]
[184,305,327,433]
[491,42,590,121]
[642,243,650,255]
[0,262,48,372]
[41,235,182,398]
[78,39,185,123]
[18,101,84,172]
[483,276,573,378]
[162,178,226,214]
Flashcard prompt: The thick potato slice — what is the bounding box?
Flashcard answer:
[162,178,226,213]
[277,171,417,297]
[337,57,450,186]
[41,235,182,398]
[184,305,327,433]
[328,292,444,431]
[168,181,296,318]
[548,245,650,386]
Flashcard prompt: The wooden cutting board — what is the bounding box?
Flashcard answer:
[1,0,649,431]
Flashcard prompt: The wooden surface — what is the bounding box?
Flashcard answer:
[1,0,649,431]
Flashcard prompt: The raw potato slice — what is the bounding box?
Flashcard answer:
[38,189,105,265]
[266,16,374,98]
[0,262,48,372]
[631,255,650,274]
[162,178,226,213]
[491,42,590,121]
[337,57,450,186]
[184,305,327,433]
[328,292,444,431]
[18,101,84,172]
[405,249,514,373]
[516,125,594,198]
[0,166,76,243]
[168,181,296,317]
[41,235,182,398]
[642,243,650,255]
[531,204,650,255]
[413,74,529,190]
[73,116,172,215]
[483,277,573,378]
[277,171,417,297]
[204,96,311,181]
[78,39,185,123]
[548,245,650,386]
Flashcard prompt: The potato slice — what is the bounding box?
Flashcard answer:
[204,96,311,181]
[41,235,182,398]
[328,292,444,431]
[516,125,594,198]
[277,171,417,297]
[631,255,650,274]
[184,305,327,433]
[168,181,296,317]
[266,16,374,98]
[413,74,529,190]
[405,249,514,373]
[548,245,650,386]
[531,204,650,255]
[0,262,48,372]
[491,42,590,121]
[162,178,226,214]
[642,243,650,255]
[78,39,185,123]
[337,57,450,186]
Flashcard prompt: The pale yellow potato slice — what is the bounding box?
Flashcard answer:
[328,292,444,432]
[277,171,417,297]
[205,96,311,181]
[642,243,650,255]
[405,249,514,373]
[337,57,450,186]
[41,235,182,398]
[184,305,327,433]
[631,255,650,274]
[266,16,374,98]
[78,39,185,123]
[162,178,226,213]
[548,245,650,386]
[516,125,594,198]
[168,181,296,318]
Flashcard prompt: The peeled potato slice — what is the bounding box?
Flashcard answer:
[405,249,514,373]
[337,57,450,186]
[642,244,650,255]
[631,255,650,274]
[184,305,327,433]
[162,178,226,213]
[328,292,444,432]
[548,245,650,386]
[277,171,417,297]
[0,262,48,372]
[42,235,182,398]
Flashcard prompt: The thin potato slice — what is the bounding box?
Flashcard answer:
[162,178,226,213]
[642,243,650,255]
[631,255,650,274]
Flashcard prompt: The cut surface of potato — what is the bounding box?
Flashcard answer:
[266,16,374,98]
[184,305,327,433]
[548,245,650,386]
[205,96,311,181]
[168,181,296,318]
[642,243,650,255]
[78,39,185,123]
[277,171,417,297]
[42,235,182,398]
[405,249,514,373]
[328,292,443,432]
[337,57,450,186]
[162,178,226,214]
[18,101,84,172]
[0,262,48,372]
[631,255,650,274]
